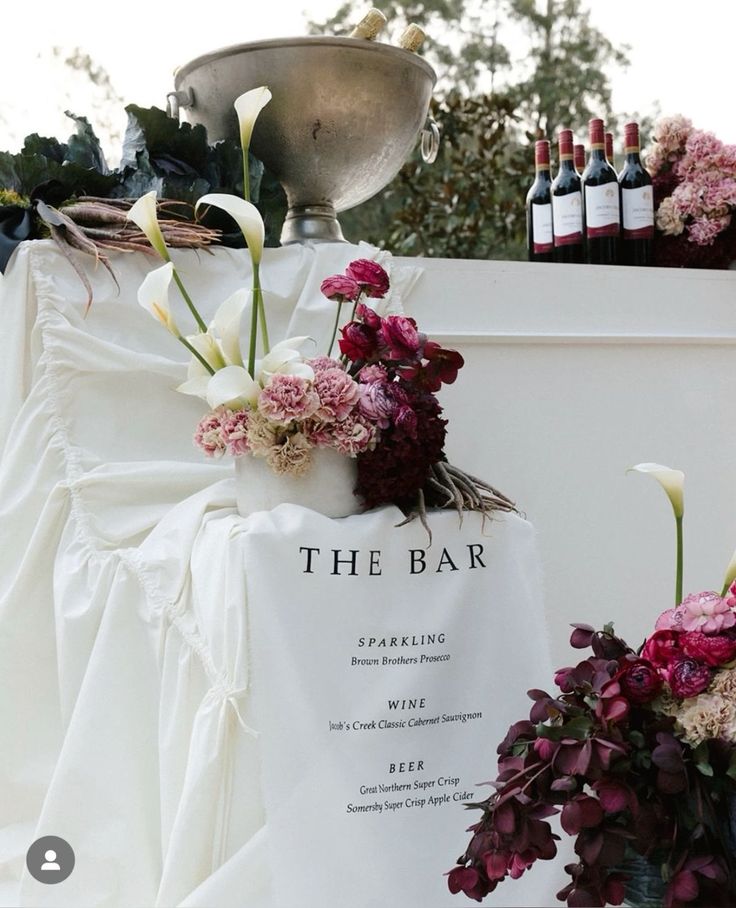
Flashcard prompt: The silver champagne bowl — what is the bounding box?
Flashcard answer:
[169,36,437,244]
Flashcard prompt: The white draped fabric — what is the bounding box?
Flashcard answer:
[0,241,562,907]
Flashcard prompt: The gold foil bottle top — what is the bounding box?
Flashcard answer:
[398,24,426,52]
[349,8,388,40]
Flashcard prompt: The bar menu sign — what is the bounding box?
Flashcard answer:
[242,506,557,908]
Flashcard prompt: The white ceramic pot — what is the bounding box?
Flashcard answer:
[234,448,362,518]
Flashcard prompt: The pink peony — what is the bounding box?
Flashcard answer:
[194,410,226,457]
[681,631,736,666]
[669,659,712,699]
[220,409,250,456]
[320,274,360,302]
[258,374,320,424]
[345,259,390,298]
[680,591,735,633]
[312,367,360,422]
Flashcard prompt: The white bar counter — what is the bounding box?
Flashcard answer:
[403,258,736,662]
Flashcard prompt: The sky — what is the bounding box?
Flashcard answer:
[2,0,735,163]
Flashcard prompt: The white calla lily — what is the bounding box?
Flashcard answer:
[211,289,248,367]
[185,332,226,372]
[195,194,265,265]
[206,365,260,410]
[234,87,271,157]
[138,262,177,334]
[629,462,685,605]
[258,336,315,382]
[628,462,684,518]
[127,191,170,261]
[722,547,736,596]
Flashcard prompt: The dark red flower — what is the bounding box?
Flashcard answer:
[680,631,736,666]
[446,866,490,901]
[338,322,378,361]
[641,630,685,674]
[668,659,711,699]
[355,301,382,330]
[618,659,662,704]
[379,314,424,361]
[560,795,604,836]
[345,258,390,297]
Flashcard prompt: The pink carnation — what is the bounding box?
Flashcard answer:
[329,412,377,455]
[358,363,388,383]
[680,592,735,633]
[312,367,360,422]
[687,214,730,245]
[194,410,226,457]
[308,356,343,374]
[653,115,693,155]
[220,409,250,456]
[258,374,320,424]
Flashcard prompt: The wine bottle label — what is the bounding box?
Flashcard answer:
[585,184,620,237]
[622,185,654,239]
[552,191,583,244]
[532,203,553,253]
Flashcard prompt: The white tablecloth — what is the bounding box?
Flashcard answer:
[0,241,562,907]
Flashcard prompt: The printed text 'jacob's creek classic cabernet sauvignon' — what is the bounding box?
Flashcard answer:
[582,118,620,264]
[551,129,584,264]
[618,122,654,266]
[526,140,553,262]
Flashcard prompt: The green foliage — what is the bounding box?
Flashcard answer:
[0,108,288,248]
[340,92,528,260]
[311,0,634,259]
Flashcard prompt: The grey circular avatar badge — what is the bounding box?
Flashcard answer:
[26,836,75,884]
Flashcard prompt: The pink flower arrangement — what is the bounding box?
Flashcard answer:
[194,258,465,502]
[647,115,736,267]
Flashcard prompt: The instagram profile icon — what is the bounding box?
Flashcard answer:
[26,836,75,884]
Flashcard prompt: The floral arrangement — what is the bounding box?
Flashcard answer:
[132,86,513,520]
[447,464,736,907]
[646,115,736,268]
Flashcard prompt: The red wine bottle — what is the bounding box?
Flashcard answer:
[574,144,586,175]
[605,132,616,174]
[618,122,654,266]
[551,129,584,263]
[582,118,620,264]
[526,140,554,262]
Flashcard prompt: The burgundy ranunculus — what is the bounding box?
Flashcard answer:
[339,322,378,361]
[681,631,736,666]
[320,274,360,302]
[346,258,390,298]
[379,314,424,361]
[641,629,684,674]
[618,659,662,704]
[668,659,711,699]
[355,301,382,330]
